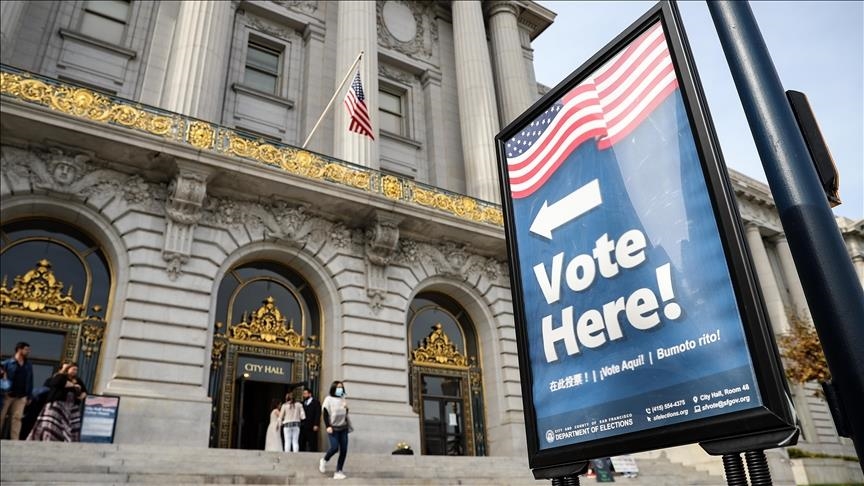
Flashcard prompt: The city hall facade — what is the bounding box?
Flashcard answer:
[1,0,860,463]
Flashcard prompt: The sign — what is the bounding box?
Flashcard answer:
[495,2,795,471]
[80,395,120,443]
[591,458,615,482]
[610,455,639,477]
[236,356,294,384]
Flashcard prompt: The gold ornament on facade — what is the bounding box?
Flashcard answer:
[412,323,469,368]
[305,351,321,379]
[210,337,227,369]
[187,121,215,150]
[381,175,403,200]
[0,259,85,320]
[80,321,105,359]
[1,67,504,228]
[229,296,303,349]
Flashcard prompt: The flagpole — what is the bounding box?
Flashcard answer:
[302,50,364,149]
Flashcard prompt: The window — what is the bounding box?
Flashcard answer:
[244,41,281,94]
[80,0,131,45]
[379,89,405,135]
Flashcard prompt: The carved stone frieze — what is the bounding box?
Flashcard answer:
[377,0,439,59]
[246,14,294,40]
[365,211,402,266]
[395,238,505,285]
[162,165,210,280]
[363,211,402,313]
[201,195,351,254]
[379,63,416,86]
[1,145,166,210]
[271,0,318,16]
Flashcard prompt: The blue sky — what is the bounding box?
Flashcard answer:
[532,1,863,220]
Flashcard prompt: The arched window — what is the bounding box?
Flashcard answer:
[408,292,486,456]
[208,260,321,449]
[0,219,111,402]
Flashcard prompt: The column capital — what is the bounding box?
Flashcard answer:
[485,1,520,18]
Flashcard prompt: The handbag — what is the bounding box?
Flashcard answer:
[0,377,10,393]
[346,413,354,434]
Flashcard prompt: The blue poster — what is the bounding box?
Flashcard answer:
[504,22,761,450]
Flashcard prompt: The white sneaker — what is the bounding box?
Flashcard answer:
[319,458,327,473]
[333,471,347,480]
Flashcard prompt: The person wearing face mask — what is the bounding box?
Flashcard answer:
[318,381,351,480]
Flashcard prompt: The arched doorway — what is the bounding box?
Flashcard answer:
[0,219,112,438]
[408,292,486,456]
[208,260,322,449]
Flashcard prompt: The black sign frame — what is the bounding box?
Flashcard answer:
[495,1,795,472]
[80,394,121,444]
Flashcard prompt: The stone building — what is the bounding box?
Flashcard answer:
[1,0,860,467]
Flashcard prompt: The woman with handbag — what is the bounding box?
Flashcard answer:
[318,380,351,480]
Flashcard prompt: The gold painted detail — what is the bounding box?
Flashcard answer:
[411,185,503,226]
[229,296,303,348]
[0,68,504,227]
[211,336,228,369]
[0,72,180,140]
[412,323,469,368]
[80,320,105,359]
[0,259,85,320]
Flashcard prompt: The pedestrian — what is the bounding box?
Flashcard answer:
[264,398,282,451]
[319,380,351,480]
[1,342,34,440]
[27,362,87,442]
[299,387,321,452]
[278,391,304,452]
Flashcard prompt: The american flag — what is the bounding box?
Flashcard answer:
[506,22,678,198]
[344,70,375,140]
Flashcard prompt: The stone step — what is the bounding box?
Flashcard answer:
[0,440,725,486]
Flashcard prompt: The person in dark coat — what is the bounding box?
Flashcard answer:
[299,387,321,452]
[27,363,87,442]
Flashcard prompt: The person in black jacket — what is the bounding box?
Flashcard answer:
[299,387,321,452]
[27,363,87,442]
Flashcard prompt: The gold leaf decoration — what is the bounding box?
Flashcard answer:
[412,323,469,368]
[0,259,85,320]
[229,296,303,349]
[1,68,504,227]
[187,121,215,150]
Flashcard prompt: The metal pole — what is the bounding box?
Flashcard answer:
[708,1,864,465]
[302,50,364,149]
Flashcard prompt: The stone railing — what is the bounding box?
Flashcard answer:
[0,65,503,228]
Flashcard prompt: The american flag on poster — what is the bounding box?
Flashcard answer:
[506,22,678,198]
[344,70,375,140]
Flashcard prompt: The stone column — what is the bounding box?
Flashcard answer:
[422,69,445,186]
[745,224,788,334]
[773,235,811,322]
[333,1,378,168]
[853,255,864,286]
[453,0,501,204]
[487,1,533,125]
[161,1,233,123]
[300,23,328,153]
[0,1,26,62]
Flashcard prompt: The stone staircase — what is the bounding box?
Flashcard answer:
[0,441,725,485]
